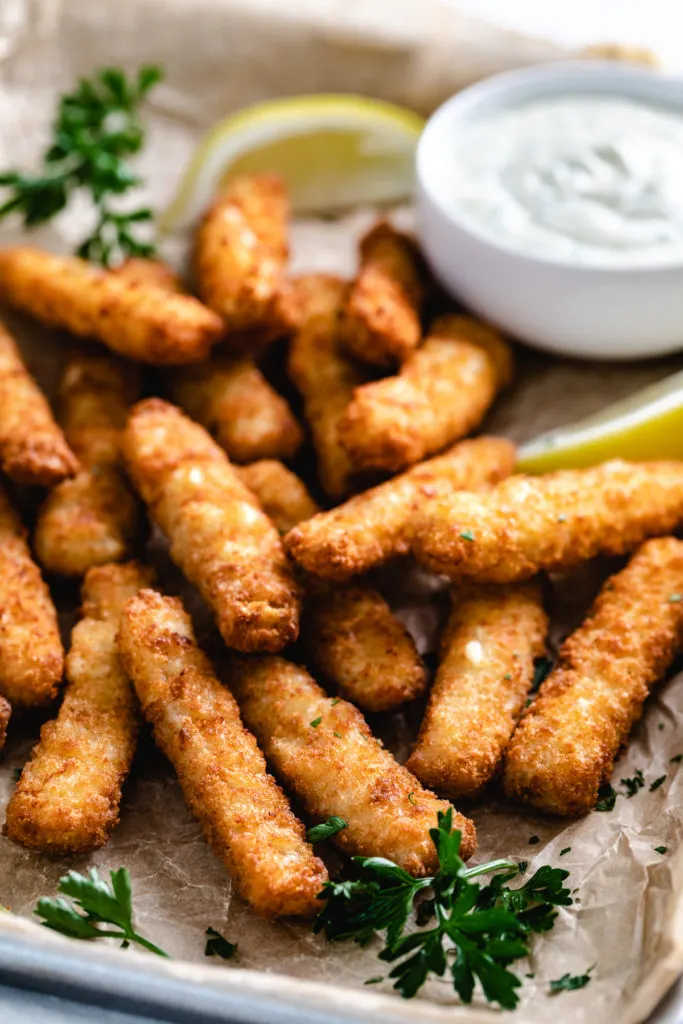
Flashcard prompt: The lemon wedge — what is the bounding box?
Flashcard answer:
[161,95,424,232]
[517,369,683,473]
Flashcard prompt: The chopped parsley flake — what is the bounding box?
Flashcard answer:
[655,846,668,855]
[528,835,540,845]
[460,529,475,542]
[560,847,571,856]
[408,792,417,805]
[671,754,683,764]
[310,717,322,728]
[549,967,594,994]
[620,768,645,797]
[650,775,667,791]
[595,783,617,812]
[669,594,682,603]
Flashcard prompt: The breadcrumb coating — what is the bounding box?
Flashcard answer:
[285,437,516,581]
[168,356,303,463]
[503,537,683,815]
[113,257,184,293]
[0,484,63,707]
[338,315,513,472]
[0,321,79,486]
[0,696,10,753]
[122,398,300,652]
[236,459,320,534]
[406,581,548,798]
[3,562,152,853]
[339,221,423,366]
[229,655,476,874]
[287,274,366,498]
[411,460,683,583]
[0,247,223,365]
[118,588,327,917]
[34,348,141,576]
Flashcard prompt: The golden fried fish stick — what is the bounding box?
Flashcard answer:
[339,315,513,473]
[236,460,320,533]
[411,460,683,584]
[34,349,141,576]
[406,582,548,799]
[0,322,79,486]
[122,399,300,652]
[0,247,223,365]
[0,484,63,706]
[302,584,426,713]
[4,562,153,853]
[113,257,183,292]
[0,696,10,752]
[504,537,683,816]
[119,588,327,917]
[285,437,515,581]
[168,356,303,463]
[194,174,291,342]
[230,656,475,874]
[340,221,423,367]
[287,274,367,498]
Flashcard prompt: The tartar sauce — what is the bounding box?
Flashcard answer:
[447,95,683,265]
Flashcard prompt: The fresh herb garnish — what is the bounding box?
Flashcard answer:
[330,698,341,706]
[504,673,512,681]
[549,966,594,994]
[204,927,237,960]
[669,594,682,603]
[517,862,528,874]
[560,848,571,856]
[531,656,553,693]
[620,769,645,797]
[364,976,384,985]
[655,846,668,855]
[595,783,617,812]
[650,775,667,792]
[671,755,683,764]
[528,835,540,845]
[34,867,168,957]
[333,731,342,739]
[0,65,162,266]
[307,817,348,843]
[313,809,572,1010]
[459,530,475,542]
[12,767,21,781]
[408,792,417,806]
[310,717,322,728]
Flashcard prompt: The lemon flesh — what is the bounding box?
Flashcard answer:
[161,95,424,232]
[517,368,683,473]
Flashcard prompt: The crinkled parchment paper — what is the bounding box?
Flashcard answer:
[1,3,683,1023]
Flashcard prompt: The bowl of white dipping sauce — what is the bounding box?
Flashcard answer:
[416,62,683,359]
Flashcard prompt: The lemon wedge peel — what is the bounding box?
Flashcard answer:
[517,368,683,473]
[160,94,424,234]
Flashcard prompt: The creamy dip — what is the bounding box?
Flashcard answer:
[446,95,683,265]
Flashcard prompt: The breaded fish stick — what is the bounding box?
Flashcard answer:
[168,356,303,463]
[504,538,683,815]
[287,275,367,498]
[0,322,79,486]
[303,584,426,713]
[0,484,63,706]
[114,257,183,293]
[34,349,141,576]
[119,588,327,917]
[122,399,300,652]
[285,437,515,581]
[0,247,223,365]
[230,655,475,874]
[339,315,513,472]
[406,582,548,799]
[236,459,320,533]
[4,562,152,853]
[194,174,291,343]
[340,221,423,367]
[412,460,683,583]
[0,696,10,753]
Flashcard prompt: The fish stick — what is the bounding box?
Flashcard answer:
[167,356,303,463]
[122,398,300,652]
[302,584,427,713]
[194,174,292,345]
[339,221,423,367]
[4,561,153,853]
[230,655,476,874]
[118,588,327,917]
[0,484,63,706]
[34,348,141,576]
[0,322,79,486]
[113,257,183,292]
[236,460,320,533]
[0,696,10,753]
[411,460,683,584]
[0,247,223,365]
[406,582,548,799]
[287,274,366,498]
[285,437,516,581]
[503,537,683,815]
[338,315,513,472]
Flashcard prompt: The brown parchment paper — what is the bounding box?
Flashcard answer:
[1,3,683,1023]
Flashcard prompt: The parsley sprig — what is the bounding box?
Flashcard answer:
[34,867,168,957]
[314,810,572,1010]
[0,65,162,266]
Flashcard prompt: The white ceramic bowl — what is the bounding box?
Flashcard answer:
[416,62,683,361]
